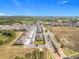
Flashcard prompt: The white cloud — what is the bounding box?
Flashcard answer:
[11,0,32,16]
[57,0,68,5]
[0,13,7,16]
[62,0,68,4]
[0,13,11,16]
[11,0,20,7]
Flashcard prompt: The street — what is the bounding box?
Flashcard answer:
[14,23,67,59]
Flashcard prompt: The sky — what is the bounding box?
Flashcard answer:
[0,0,79,16]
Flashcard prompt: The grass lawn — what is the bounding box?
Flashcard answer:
[62,48,79,57]
[8,31,23,46]
[47,50,55,59]
[34,34,45,45]
[0,33,10,45]
[0,30,16,45]
[34,40,45,45]
[0,33,5,41]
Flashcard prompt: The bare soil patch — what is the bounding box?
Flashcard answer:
[48,26,79,52]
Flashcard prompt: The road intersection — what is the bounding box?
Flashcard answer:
[14,24,68,59]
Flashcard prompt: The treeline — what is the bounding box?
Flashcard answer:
[0,16,79,24]
[0,16,36,24]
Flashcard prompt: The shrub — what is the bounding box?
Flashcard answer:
[0,40,3,45]
[15,56,24,59]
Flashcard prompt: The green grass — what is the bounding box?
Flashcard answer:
[15,50,43,59]
[0,33,10,44]
[34,35,45,45]
[48,51,53,59]
[47,50,55,59]
[63,48,79,57]
[34,40,45,45]
[0,33,4,41]
[0,30,16,45]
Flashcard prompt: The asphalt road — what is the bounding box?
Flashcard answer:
[42,25,67,59]
[15,24,67,59]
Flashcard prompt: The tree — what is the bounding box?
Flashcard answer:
[15,56,24,59]
[0,40,3,45]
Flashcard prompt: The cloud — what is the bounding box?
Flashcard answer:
[0,13,12,16]
[11,0,32,16]
[57,0,68,5]
[62,0,68,4]
[11,0,21,7]
[0,13,8,16]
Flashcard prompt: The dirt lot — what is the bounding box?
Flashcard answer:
[0,46,48,59]
[48,26,79,52]
[0,31,47,59]
[0,46,36,59]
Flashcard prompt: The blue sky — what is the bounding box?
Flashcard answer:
[0,0,79,16]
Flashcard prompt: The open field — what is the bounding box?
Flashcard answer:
[0,31,47,59]
[0,30,16,45]
[8,31,23,46]
[47,26,79,56]
[47,50,55,59]
[62,48,79,57]
[0,30,23,46]
[0,46,47,59]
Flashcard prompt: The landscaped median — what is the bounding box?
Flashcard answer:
[34,34,45,45]
[34,40,45,45]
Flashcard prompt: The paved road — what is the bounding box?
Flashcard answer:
[42,25,66,59]
[48,30,66,58]
[23,26,37,47]
[15,24,67,59]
